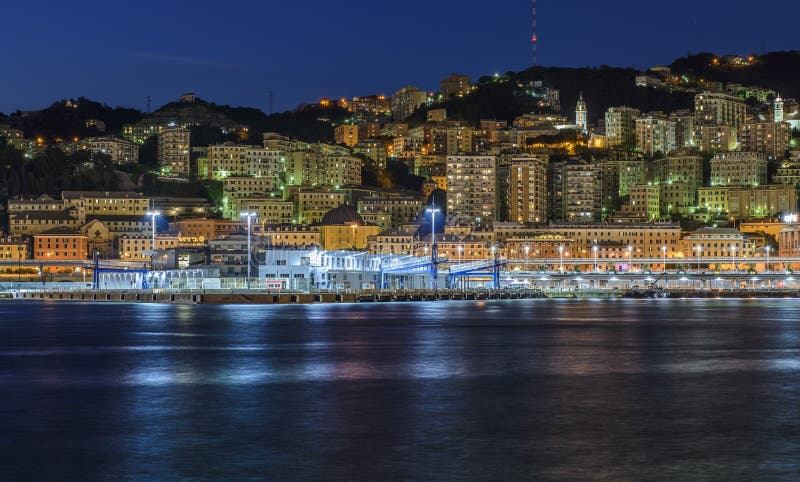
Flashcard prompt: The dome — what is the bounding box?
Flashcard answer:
[320,205,363,226]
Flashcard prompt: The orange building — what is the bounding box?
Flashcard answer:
[33,227,89,260]
[174,218,248,240]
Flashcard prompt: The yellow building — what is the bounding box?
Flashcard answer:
[740,221,790,240]
[431,175,447,191]
[0,237,28,260]
[296,188,346,224]
[416,233,493,260]
[62,191,150,217]
[367,229,417,255]
[261,225,320,248]
[682,227,755,259]
[624,184,661,221]
[698,187,731,215]
[532,223,683,258]
[334,125,359,147]
[118,234,205,259]
[239,198,295,224]
[318,206,380,250]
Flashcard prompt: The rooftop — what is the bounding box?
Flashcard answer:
[61,191,147,200]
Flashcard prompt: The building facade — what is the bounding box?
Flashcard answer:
[157,127,191,177]
[710,152,768,187]
[446,155,497,225]
[508,156,548,223]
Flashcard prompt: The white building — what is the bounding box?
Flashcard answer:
[82,136,139,164]
[157,127,191,177]
[605,107,639,147]
[710,152,768,187]
[446,155,497,225]
[695,92,747,130]
[635,114,676,156]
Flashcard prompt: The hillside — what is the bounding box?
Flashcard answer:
[3,98,142,142]
[4,50,798,144]
[669,51,800,99]
[411,66,695,125]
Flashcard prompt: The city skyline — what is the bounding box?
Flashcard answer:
[2,0,798,114]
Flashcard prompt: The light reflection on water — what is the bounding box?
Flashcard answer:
[0,299,799,480]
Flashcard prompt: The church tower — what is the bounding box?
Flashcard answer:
[575,92,587,132]
[774,95,784,123]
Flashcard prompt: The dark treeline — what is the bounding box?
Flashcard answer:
[0,140,123,200]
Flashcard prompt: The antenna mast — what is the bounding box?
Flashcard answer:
[531,0,538,66]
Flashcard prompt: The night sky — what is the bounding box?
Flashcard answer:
[2,0,796,114]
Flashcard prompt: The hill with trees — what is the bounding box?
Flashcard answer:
[3,50,797,145]
[669,51,800,99]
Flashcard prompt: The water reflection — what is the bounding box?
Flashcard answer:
[1,300,799,479]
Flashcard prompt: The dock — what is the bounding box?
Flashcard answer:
[10,289,547,305]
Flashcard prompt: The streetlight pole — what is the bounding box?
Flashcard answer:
[731,246,736,274]
[524,245,530,271]
[558,245,564,273]
[592,245,598,273]
[240,212,257,289]
[662,246,667,273]
[627,245,632,272]
[695,245,702,272]
[765,246,771,273]
[426,207,440,290]
[146,211,160,269]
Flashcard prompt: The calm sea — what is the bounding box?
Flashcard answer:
[1,299,799,480]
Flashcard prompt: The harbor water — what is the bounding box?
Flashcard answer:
[1,299,799,480]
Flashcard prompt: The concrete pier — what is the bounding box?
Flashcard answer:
[11,289,547,305]
[9,288,799,304]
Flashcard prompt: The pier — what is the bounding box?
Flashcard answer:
[11,288,547,305]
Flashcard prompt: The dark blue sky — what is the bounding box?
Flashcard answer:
[2,0,796,114]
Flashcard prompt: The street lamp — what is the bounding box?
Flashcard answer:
[731,245,737,274]
[426,207,440,256]
[146,211,160,268]
[524,245,530,271]
[695,245,702,272]
[765,245,771,273]
[558,245,564,273]
[240,212,257,288]
[592,244,598,273]
[426,207,440,290]
[457,244,463,264]
[662,245,667,273]
[350,223,358,249]
[627,245,633,272]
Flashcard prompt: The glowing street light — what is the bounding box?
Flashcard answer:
[524,245,530,271]
[558,245,564,273]
[662,245,667,273]
[426,207,440,256]
[241,212,257,288]
[426,207,440,290]
[592,244,598,273]
[731,245,737,273]
[765,245,771,273]
[457,244,463,264]
[695,245,702,272]
[350,223,358,248]
[627,245,633,272]
[146,211,160,267]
